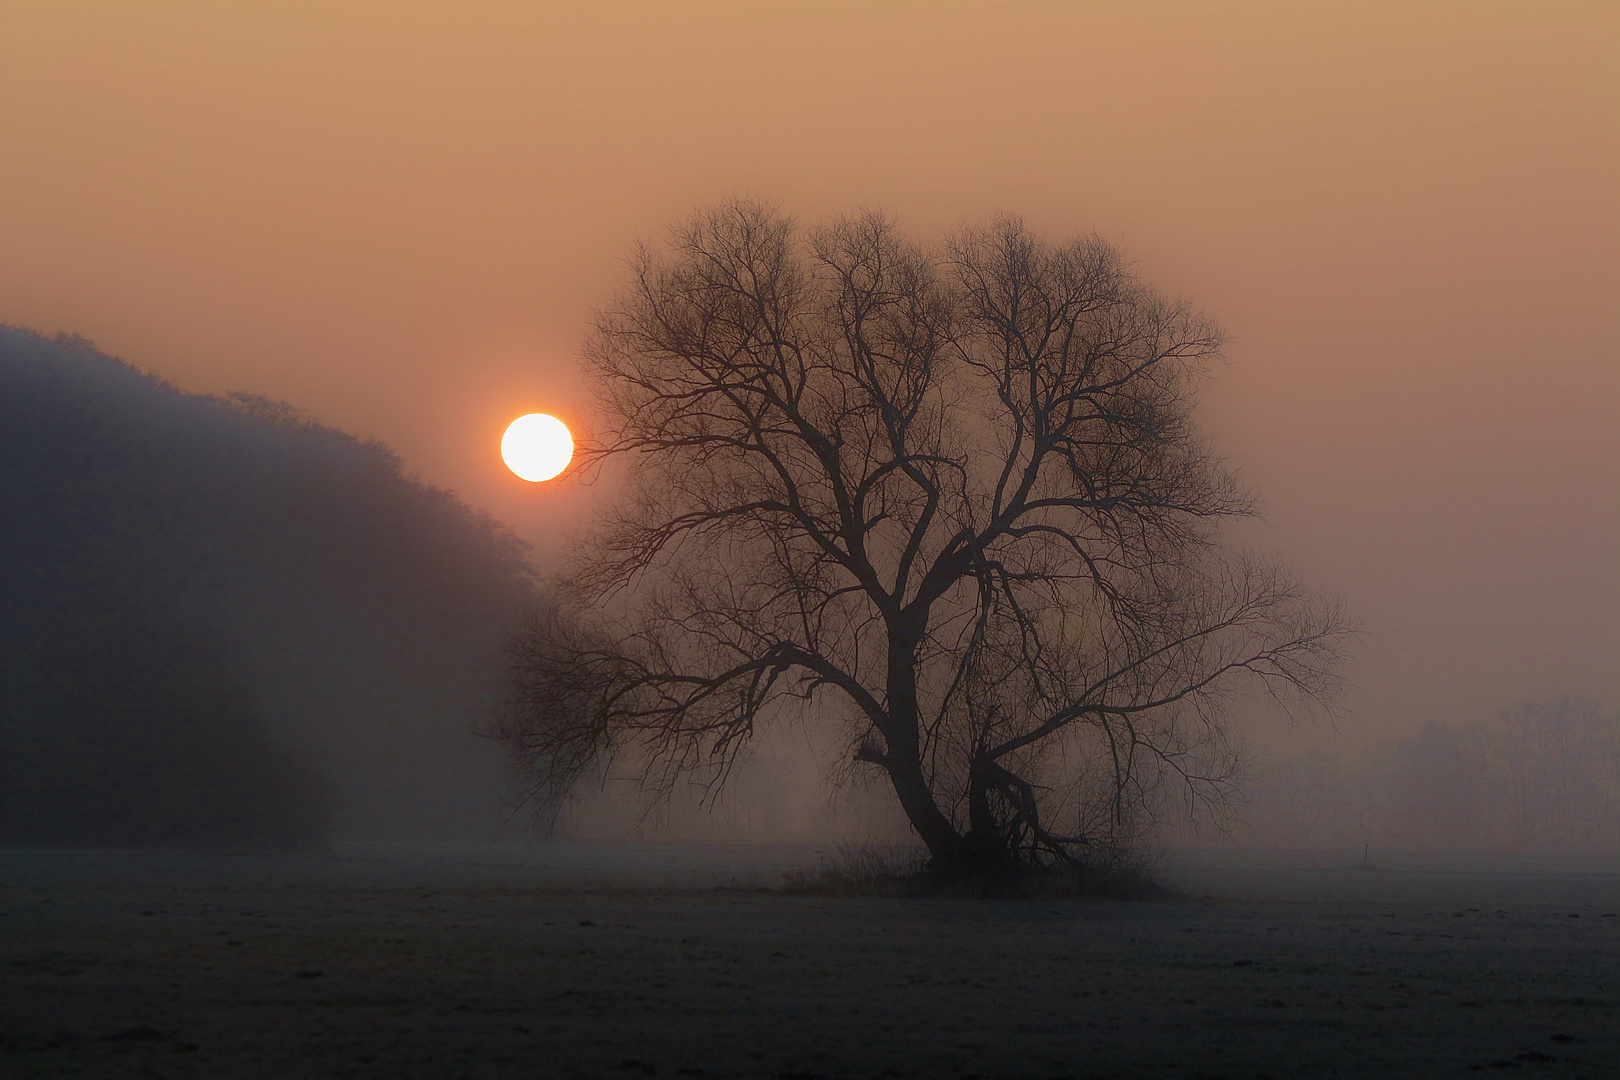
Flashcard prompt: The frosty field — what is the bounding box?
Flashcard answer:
[2,844,1617,1079]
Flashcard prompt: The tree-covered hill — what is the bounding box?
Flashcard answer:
[0,327,534,847]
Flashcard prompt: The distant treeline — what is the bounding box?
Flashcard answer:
[1233,698,1620,851]
[0,327,535,848]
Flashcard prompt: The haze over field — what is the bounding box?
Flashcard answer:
[1,1,1616,758]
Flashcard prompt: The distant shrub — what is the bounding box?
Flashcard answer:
[1229,698,1620,851]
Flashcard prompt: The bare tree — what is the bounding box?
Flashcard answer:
[497,200,1348,880]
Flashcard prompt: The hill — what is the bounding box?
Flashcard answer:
[0,327,534,846]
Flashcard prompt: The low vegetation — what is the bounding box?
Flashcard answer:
[778,842,1172,899]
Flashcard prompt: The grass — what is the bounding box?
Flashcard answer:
[776,841,1177,899]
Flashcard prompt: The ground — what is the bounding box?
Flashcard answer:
[2,845,1617,1079]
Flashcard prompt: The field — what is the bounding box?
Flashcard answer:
[2,844,1618,1079]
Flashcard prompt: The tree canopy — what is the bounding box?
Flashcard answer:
[499,201,1348,879]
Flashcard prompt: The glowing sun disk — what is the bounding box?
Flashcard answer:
[502,413,573,482]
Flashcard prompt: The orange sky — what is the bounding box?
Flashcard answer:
[2,1,1616,749]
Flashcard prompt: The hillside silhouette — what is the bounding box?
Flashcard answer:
[0,327,534,847]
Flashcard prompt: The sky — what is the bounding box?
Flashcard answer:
[2,1,1615,752]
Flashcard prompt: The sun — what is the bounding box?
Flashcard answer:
[501,413,574,482]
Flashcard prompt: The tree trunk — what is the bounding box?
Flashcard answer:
[883,639,967,870]
[964,762,1005,872]
[884,753,964,870]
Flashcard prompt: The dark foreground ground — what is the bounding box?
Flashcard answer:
[2,845,1618,1079]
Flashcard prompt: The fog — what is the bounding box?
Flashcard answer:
[556,700,1620,855]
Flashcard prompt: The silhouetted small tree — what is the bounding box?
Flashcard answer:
[498,200,1348,881]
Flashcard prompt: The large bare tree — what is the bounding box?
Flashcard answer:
[498,200,1348,878]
